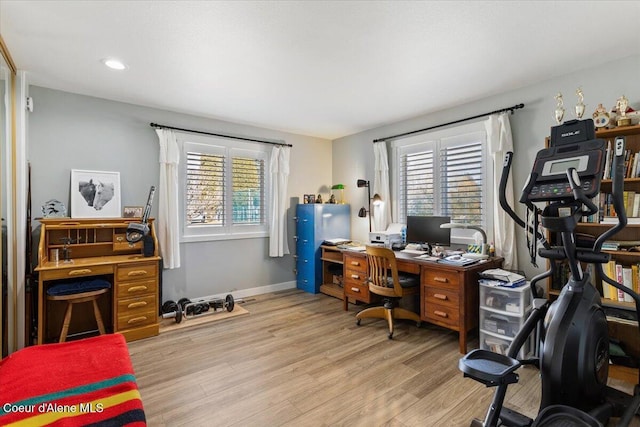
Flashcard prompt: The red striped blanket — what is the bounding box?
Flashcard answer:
[0,334,146,426]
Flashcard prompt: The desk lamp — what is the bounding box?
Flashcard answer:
[440,223,489,260]
[331,184,345,204]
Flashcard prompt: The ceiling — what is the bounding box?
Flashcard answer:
[1,1,639,140]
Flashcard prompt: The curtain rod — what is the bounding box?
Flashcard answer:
[372,103,525,143]
[150,123,292,147]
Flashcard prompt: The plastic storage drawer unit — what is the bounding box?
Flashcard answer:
[480,282,532,316]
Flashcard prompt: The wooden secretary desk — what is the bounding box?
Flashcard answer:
[35,218,161,344]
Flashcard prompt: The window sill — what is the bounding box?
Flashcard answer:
[181,231,268,243]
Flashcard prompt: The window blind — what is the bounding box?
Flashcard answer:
[440,142,484,224]
[186,151,225,225]
[232,156,265,224]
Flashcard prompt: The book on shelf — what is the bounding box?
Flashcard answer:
[600,260,640,303]
[603,143,640,180]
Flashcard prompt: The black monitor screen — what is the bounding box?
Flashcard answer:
[406,216,451,246]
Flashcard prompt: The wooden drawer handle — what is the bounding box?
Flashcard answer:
[116,236,124,242]
[127,316,148,324]
[68,269,92,276]
[351,274,360,279]
[127,270,149,277]
[127,301,148,309]
[350,261,360,266]
[433,293,448,300]
[350,287,360,293]
[127,285,148,293]
[434,310,448,318]
[433,277,449,283]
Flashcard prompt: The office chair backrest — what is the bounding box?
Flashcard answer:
[366,246,403,297]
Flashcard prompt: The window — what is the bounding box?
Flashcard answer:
[179,133,269,241]
[392,122,493,245]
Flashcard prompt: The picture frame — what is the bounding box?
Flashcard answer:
[123,206,144,218]
[70,169,121,218]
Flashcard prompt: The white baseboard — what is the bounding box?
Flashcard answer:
[193,281,297,302]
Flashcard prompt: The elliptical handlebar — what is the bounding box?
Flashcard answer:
[566,167,599,217]
[500,151,550,249]
[595,137,627,250]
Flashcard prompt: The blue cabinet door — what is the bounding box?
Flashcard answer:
[295,204,350,293]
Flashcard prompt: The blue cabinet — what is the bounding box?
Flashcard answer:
[295,204,350,293]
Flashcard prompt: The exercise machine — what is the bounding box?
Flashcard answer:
[459,119,640,426]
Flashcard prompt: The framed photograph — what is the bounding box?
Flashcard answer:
[123,206,144,218]
[70,169,121,218]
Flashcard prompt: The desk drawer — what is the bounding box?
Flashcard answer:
[113,234,143,252]
[344,279,370,301]
[117,278,157,297]
[421,268,460,290]
[423,286,459,309]
[423,302,459,328]
[117,294,157,316]
[344,255,367,274]
[344,268,367,284]
[42,264,113,281]
[117,309,157,330]
[117,262,158,281]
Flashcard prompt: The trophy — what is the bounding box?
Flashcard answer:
[554,92,565,124]
[592,103,611,128]
[575,88,585,119]
[616,95,631,127]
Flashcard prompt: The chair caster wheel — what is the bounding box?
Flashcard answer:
[388,332,393,339]
[416,321,421,327]
[356,319,361,326]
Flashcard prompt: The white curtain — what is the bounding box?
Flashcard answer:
[155,128,181,269]
[372,141,392,232]
[485,114,518,270]
[269,145,290,257]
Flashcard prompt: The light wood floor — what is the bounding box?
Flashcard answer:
[128,289,636,427]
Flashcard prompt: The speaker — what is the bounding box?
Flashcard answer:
[143,235,155,257]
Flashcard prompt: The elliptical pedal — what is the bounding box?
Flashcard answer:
[459,349,521,387]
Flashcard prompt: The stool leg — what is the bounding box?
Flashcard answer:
[92,299,106,335]
[60,303,73,343]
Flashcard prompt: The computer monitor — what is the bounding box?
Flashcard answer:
[406,215,451,247]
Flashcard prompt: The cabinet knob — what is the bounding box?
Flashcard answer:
[127,316,148,324]
[434,310,448,318]
[433,293,448,300]
[68,269,92,276]
[127,285,148,293]
[127,301,147,309]
[351,274,360,279]
[434,277,448,283]
[127,270,148,277]
[350,287,360,293]
[350,261,360,266]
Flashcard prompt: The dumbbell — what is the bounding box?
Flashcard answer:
[161,300,183,323]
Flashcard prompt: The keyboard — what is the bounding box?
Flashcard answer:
[400,249,428,255]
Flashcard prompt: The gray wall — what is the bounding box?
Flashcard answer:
[333,54,640,281]
[28,86,334,301]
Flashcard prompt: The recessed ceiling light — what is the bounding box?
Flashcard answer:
[102,58,127,70]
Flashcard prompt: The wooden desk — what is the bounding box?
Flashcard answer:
[342,249,503,353]
[35,218,161,344]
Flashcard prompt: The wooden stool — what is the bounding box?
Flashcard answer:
[47,288,109,343]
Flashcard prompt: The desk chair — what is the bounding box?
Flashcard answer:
[46,279,111,342]
[356,246,421,339]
